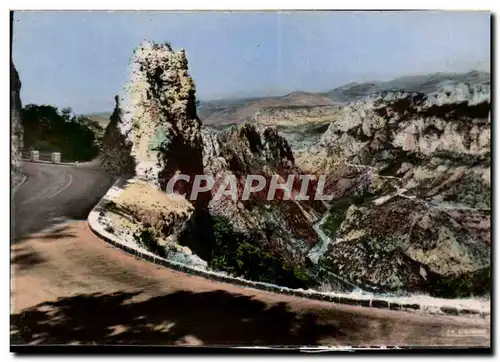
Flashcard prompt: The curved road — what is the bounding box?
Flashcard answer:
[11,162,490,347]
[12,162,116,240]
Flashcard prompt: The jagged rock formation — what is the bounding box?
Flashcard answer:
[100,96,135,174]
[201,123,321,242]
[178,122,325,278]
[101,41,203,189]
[300,82,491,297]
[299,83,490,173]
[11,13,23,174]
[124,42,203,190]
[101,42,322,287]
[101,41,490,297]
[11,61,23,171]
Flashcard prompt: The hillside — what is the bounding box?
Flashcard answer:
[199,92,335,126]
[85,111,112,129]
[323,71,490,103]
[198,71,490,127]
[300,81,491,297]
[87,71,490,130]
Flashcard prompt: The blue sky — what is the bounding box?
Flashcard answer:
[12,11,490,114]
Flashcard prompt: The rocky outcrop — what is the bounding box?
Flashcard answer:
[304,82,491,297]
[11,61,23,171]
[185,123,324,275]
[203,123,320,238]
[99,42,205,259]
[320,197,490,295]
[125,42,202,190]
[100,96,135,174]
[101,42,323,288]
[300,83,489,172]
[101,41,203,190]
[100,40,490,298]
[11,13,23,173]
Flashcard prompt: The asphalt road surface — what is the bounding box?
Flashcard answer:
[12,161,116,240]
[11,162,491,348]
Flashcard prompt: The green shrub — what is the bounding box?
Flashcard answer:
[431,267,490,298]
[209,216,311,288]
[322,193,372,238]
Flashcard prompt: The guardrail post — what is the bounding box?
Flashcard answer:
[30,150,39,161]
[51,152,61,164]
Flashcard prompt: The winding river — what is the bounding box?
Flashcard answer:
[307,201,365,293]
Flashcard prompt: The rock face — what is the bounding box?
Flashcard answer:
[201,123,321,244]
[101,42,322,288]
[102,41,490,298]
[303,82,491,297]
[299,83,490,173]
[180,122,325,280]
[11,13,23,172]
[101,41,203,189]
[11,60,23,170]
[100,96,135,174]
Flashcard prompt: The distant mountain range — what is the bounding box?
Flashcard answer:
[85,71,490,127]
[83,112,114,128]
[321,70,490,103]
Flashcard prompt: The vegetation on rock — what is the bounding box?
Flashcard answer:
[134,227,166,258]
[210,216,311,289]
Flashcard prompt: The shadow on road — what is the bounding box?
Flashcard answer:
[15,225,77,244]
[11,289,345,346]
[11,250,46,272]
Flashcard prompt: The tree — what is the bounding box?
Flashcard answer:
[209,216,311,289]
[21,104,100,161]
[60,107,73,122]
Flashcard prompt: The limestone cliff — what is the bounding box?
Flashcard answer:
[11,61,23,171]
[300,82,491,297]
[11,13,23,173]
[100,41,490,297]
[199,123,321,255]
[101,42,320,287]
[101,41,203,190]
[100,96,135,174]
